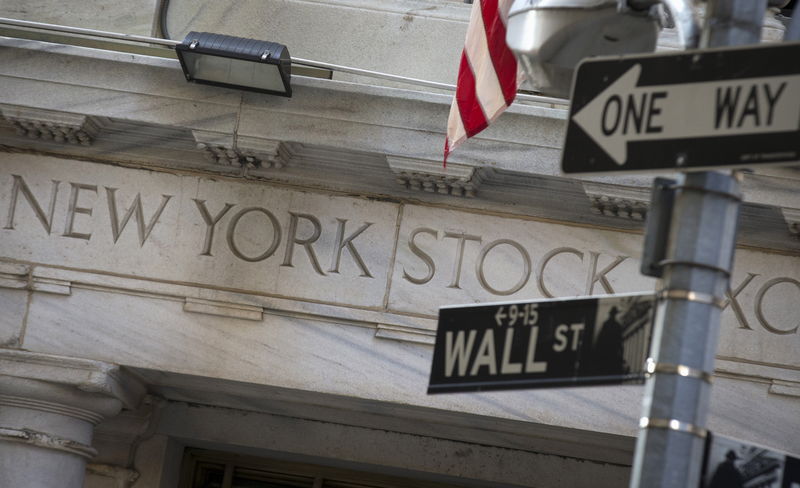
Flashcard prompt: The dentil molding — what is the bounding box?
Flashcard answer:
[387,156,485,198]
[192,130,292,170]
[582,182,650,221]
[1,106,101,146]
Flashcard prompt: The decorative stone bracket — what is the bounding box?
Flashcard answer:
[1,106,100,146]
[583,183,649,221]
[192,130,291,170]
[386,156,484,198]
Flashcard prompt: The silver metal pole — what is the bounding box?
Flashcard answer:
[291,57,567,105]
[0,17,180,47]
[291,57,458,91]
[628,1,766,487]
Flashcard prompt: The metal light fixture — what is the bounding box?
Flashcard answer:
[176,31,292,97]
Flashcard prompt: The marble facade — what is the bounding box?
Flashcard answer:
[0,2,798,487]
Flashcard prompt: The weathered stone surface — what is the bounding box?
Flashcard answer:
[19,283,650,447]
[0,3,796,485]
[0,0,158,36]
[0,288,27,347]
[0,153,398,309]
[156,400,631,488]
[1,155,797,457]
[2,154,798,372]
[389,205,800,369]
[0,350,145,488]
[163,0,785,91]
[166,0,468,86]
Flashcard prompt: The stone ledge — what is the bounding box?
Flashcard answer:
[0,349,145,410]
[0,262,29,290]
[375,324,435,345]
[769,380,800,398]
[184,297,264,321]
[11,260,437,343]
[0,264,71,294]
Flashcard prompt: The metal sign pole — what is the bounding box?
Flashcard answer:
[628,1,767,487]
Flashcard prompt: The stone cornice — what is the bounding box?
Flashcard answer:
[0,349,145,410]
[0,38,798,252]
[582,182,650,221]
[387,156,485,198]
[0,37,567,174]
[192,131,293,170]
[1,106,101,146]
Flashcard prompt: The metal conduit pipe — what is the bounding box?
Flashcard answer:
[0,16,180,47]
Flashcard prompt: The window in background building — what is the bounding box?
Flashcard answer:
[181,449,468,488]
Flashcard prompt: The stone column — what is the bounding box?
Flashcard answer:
[0,349,144,488]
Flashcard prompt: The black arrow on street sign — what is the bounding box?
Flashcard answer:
[562,42,800,175]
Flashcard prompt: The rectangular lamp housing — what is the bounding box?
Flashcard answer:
[176,31,292,97]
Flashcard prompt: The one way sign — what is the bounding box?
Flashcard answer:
[562,42,800,175]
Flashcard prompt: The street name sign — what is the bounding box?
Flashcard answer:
[427,293,655,394]
[562,42,800,175]
[700,432,800,488]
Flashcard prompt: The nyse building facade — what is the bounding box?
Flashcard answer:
[0,2,798,487]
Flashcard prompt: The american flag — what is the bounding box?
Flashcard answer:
[444,0,523,164]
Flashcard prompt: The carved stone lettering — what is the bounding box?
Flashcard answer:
[755,277,800,335]
[398,225,643,300]
[327,219,374,278]
[722,273,759,330]
[476,239,531,296]
[1,158,403,308]
[585,252,628,295]
[282,212,325,276]
[394,224,796,342]
[225,207,282,262]
[537,247,584,299]
[194,199,235,256]
[63,182,98,241]
[443,232,482,289]
[2,163,798,346]
[4,175,60,234]
[105,188,173,246]
[402,228,438,285]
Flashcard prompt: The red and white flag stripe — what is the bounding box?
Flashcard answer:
[445,0,523,164]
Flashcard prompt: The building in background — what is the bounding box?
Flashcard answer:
[0,1,798,487]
